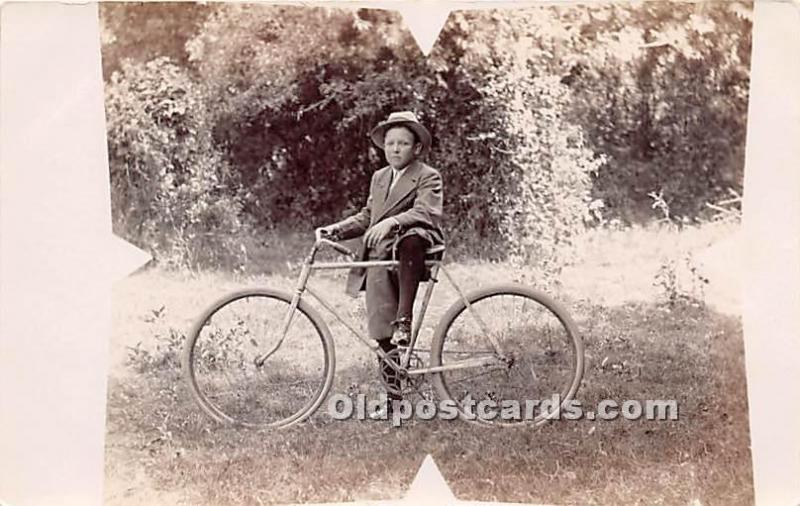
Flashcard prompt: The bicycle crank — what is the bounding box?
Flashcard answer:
[379,348,424,396]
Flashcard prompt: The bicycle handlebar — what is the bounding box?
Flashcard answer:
[317,237,354,257]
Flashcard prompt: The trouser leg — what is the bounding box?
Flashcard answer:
[365,258,402,399]
[395,235,428,321]
[365,264,398,340]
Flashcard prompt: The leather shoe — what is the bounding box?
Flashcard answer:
[390,317,411,346]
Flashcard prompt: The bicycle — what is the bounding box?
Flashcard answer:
[182,231,585,429]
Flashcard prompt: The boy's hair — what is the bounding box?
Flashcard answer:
[386,124,421,146]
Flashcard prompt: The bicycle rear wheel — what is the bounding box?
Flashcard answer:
[430,284,583,426]
[182,288,335,429]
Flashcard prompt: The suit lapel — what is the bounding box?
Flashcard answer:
[375,161,422,223]
[371,167,393,222]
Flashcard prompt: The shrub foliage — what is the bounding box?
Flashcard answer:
[105,58,248,268]
[101,2,751,270]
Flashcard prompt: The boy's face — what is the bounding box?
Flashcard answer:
[384,126,421,170]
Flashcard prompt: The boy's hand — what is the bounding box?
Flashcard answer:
[316,226,340,242]
[364,218,399,248]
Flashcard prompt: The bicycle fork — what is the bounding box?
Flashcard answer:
[254,258,314,367]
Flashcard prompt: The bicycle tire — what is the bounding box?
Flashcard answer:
[182,288,335,429]
[430,284,584,427]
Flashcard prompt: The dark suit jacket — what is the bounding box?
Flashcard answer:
[332,160,445,297]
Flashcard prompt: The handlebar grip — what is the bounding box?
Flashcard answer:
[320,238,354,257]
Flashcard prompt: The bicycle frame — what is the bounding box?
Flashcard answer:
[255,237,507,377]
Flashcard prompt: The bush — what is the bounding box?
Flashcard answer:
[105,58,250,269]
[483,71,605,271]
[562,2,751,222]
[101,2,751,272]
[179,5,607,272]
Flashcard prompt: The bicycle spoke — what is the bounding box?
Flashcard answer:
[185,291,331,428]
[431,286,583,426]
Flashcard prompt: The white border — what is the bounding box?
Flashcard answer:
[1,2,798,505]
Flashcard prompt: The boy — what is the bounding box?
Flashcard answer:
[317,111,445,409]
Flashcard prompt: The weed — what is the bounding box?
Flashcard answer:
[125,327,184,374]
[126,316,258,374]
[653,253,710,307]
[125,305,185,373]
[648,190,711,307]
[193,323,253,373]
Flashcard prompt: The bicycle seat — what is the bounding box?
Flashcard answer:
[389,240,445,268]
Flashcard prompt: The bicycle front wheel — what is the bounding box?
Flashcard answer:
[182,288,335,429]
[430,284,584,426]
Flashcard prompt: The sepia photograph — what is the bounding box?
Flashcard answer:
[99,2,754,504]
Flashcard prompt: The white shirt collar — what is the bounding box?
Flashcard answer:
[389,165,407,189]
[392,160,416,177]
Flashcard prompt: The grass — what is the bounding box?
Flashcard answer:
[104,221,752,505]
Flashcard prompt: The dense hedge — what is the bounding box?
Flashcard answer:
[101,2,751,271]
[105,58,249,269]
